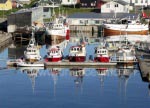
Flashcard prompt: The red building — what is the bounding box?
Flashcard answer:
[96,0,106,9]
[12,0,17,8]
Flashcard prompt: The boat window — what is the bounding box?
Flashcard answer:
[128,21,131,24]
[56,51,58,53]
[77,48,79,51]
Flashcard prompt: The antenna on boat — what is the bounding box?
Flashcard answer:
[49,0,56,21]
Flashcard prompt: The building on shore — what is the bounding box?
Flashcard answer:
[0,0,12,10]
[7,7,43,33]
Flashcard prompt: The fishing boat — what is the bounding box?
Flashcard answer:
[103,23,148,37]
[24,32,41,62]
[46,16,70,45]
[68,44,86,62]
[45,45,62,62]
[116,44,136,62]
[103,16,149,42]
[94,46,110,62]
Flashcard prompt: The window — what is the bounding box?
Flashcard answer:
[141,0,143,3]
[106,4,110,8]
[95,20,100,24]
[145,0,148,3]
[43,8,49,12]
[114,4,118,7]
[80,20,84,24]
[135,0,138,3]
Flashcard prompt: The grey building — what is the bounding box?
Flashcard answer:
[67,12,138,32]
[7,7,43,33]
[67,12,138,25]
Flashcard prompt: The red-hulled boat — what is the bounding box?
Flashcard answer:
[69,44,86,62]
[45,46,62,62]
[94,46,110,62]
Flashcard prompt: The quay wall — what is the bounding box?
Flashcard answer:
[0,31,12,48]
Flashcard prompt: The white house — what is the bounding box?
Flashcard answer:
[61,0,79,5]
[101,0,129,13]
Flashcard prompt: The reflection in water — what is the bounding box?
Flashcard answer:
[117,67,134,96]
[50,68,61,97]
[19,67,43,93]
[17,67,138,97]
[70,68,85,92]
[96,68,108,87]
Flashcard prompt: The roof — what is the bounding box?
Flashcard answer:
[113,0,128,5]
[0,0,7,3]
[68,12,138,19]
[12,7,42,14]
[80,0,96,3]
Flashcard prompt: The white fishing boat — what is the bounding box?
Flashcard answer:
[103,23,148,37]
[103,14,149,42]
[116,44,136,62]
[24,32,41,62]
[46,16,70,44]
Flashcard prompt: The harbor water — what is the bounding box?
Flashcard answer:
[0,32,150,108]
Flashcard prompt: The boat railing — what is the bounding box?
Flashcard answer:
[110,56,137,62]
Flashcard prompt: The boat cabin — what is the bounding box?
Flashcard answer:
[95,47,109,56]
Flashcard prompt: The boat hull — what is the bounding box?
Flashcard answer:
[17,62,44,67]
[104,28,148,37]
[103,24,149,37]
[45,57,62,62]
[94,57,110,62]
[69,56,86,62]
[46,29,70,45]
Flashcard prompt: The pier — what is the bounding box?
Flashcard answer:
[45,61,117,68]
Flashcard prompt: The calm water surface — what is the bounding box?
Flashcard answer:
[0,44,150,108]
